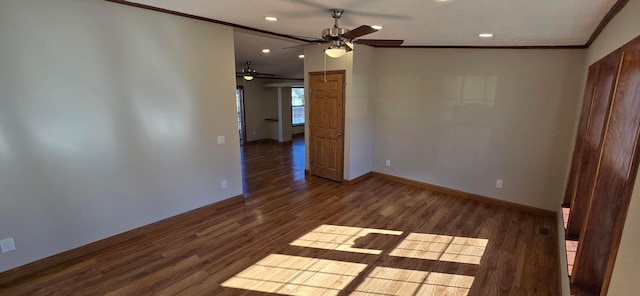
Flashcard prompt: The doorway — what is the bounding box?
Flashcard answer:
[236,86,246,145]
[308,70,345,182]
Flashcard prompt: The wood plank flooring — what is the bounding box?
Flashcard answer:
[0,137,560,295]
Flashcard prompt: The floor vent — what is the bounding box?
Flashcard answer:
[536,226,551,237]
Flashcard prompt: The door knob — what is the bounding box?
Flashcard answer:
[337,132,342,137]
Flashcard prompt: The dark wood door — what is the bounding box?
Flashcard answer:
[565,50,620,239]
[562,65,599,208]
[571,36,640,295]
[308,71,345,182]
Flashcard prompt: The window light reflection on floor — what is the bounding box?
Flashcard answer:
[222,224,488,295]
[290,224,403,254]
[389,233,488,265]
[221,254,367,296]
[353,267,474,296]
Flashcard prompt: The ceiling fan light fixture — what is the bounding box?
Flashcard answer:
[243,74,254,81]
[325,47,346,58]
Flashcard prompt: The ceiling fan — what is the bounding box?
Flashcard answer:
[236,61,274,81]
[304,8,404,58]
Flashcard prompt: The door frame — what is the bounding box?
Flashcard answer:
[307,70,346,182]
[236,86,247,146]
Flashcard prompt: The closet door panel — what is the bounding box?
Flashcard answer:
[563,65,599,207]
[565,50,620,239]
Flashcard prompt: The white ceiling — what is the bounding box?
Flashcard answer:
[234,30,306,79]
[126,0,618,78]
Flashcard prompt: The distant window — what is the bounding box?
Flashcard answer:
[292,88,305,125]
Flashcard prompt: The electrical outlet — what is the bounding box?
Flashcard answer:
[221,180,227,189]
[0,237,16,253]
[217,136,225,144]
[385,159,391,167]
[496,179,504,189]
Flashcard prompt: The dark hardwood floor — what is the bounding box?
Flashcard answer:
[0,136,560,295]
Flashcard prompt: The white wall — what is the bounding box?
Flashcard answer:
[371,48,585,211]
[584,0,640,294]
[347,45,375,180]
[277,87,293,142]
[0,0,242,272]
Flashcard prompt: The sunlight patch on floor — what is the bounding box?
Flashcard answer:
[389,233,488,264]
[290,224,403,254]
[352,267,474,296]
[223,225,486,295]
[221,254,367,296]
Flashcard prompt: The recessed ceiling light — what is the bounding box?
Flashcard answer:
[298,55,305,59]
[371,25,383,30]
[262,49,271,53]
[479,33,494,38]
[436,0,451,2]
[265,16,278,21]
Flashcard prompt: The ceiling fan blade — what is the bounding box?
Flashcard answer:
[254,72,276,76]
[283,40,326,49]
[345,43,353,52]
[341,25,377,40]
[355,39,404,46]
[283,44,308,50]
[236,73,276,78]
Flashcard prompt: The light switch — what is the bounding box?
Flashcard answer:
[217,136,225,144]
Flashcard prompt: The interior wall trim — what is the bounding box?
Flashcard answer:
[103,0,312,43]
[0,195,245,286]
[104,0,628,49]
[585,0,631,47]
[372,172,556,217]
[342,171,373,185]
[377,45,587,49]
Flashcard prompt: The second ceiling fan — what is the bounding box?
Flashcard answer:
[309,8,404,57]
[236,61,274,81]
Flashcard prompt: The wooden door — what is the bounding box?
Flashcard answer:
[571,36,640,295]
[562,65,599,208]
[565,50,620,239]
[308,71,345,182]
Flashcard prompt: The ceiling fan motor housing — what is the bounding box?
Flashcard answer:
[323,27,349,41]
